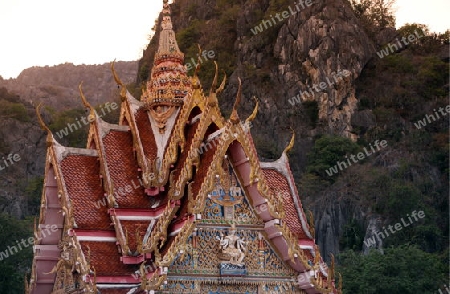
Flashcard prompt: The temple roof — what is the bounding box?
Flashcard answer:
[27,1,340,293]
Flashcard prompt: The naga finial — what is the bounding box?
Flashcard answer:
[78,83,96,122]
[246,96,259,124]
[111,59,127,100]
[35,103,51,134]
[194,44,202,77]
[210,61,219,94]
[217,70,227,95]
[283,128,295,155]
[36,103,54,146]
[230,77,242,124]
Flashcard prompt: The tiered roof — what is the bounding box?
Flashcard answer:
[27,1,341,293]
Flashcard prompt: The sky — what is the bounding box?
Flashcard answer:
[0,0,448,79]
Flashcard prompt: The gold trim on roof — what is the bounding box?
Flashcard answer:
[246,96,259,124]
[78,82,96,122]
[230,78,242,124]
[111,60,127,100]
[284,128,295,155]
[35,103,54,147]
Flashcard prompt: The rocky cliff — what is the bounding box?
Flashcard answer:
[139,0,448,263]
[0,61,137,218]
[140,0,377,260]
[0,61,137,110]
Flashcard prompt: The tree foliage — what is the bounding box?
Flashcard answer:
[0,214,34,294]
[338,246,447,294]
[349,0,396,36]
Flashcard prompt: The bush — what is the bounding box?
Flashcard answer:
[338,245,447,294]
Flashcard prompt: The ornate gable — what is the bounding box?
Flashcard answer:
[27,1,340,293]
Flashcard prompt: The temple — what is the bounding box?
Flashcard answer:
[26,1,341,293]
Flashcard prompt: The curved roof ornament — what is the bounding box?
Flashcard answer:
[283,128,295,155]
[194,44,202,78]
[79,83,96,123]
[229,77,242,124]
[216,70,227,95]
[111,59,127,100]
[210,61,219,95]
[36,103,54,146]
[245,96,259,124]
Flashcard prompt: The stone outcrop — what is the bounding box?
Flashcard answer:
[0,61,137,110]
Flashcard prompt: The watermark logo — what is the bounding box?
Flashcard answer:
[55,102,118,139]
[325,140,388,177]
[185,50,215,71]
[376,30,425,58]
[193,121,253,157]
[93,175,154,209]
[0,153,21,172]
[251,0,315,36]
[363,210,425,248]
[414,105,450,129]
[288,70,351,106]
[0,224,58,261]
[438,284,450,294]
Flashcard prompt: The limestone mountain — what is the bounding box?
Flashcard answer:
[0,61,137,110]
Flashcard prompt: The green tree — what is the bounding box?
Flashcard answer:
[350,0,396,37]
[338,246,447,294]
[0,214,34,294]
[305,135,360,181]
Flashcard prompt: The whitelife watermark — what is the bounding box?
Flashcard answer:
[194,121,253,157]
[0,153,21,172]
[251,0,315,35]
[438,284,450,294]
[185,50,215,71]
[414,105,450,130]
[0,224,58,261]
[288,70,351,106]
[55,102,119,139]
[93,175,155,209]
[363,210,425,248]
[377,30,425,58]
[325,140,388,177]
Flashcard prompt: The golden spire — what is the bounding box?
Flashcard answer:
[142,0,192,133]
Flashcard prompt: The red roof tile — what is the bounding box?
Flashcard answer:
[80,241,137,276]
[120,220,152,253]
[171,120,200,183]
[262,169,308,239]
[102,130,150,208]
[190,147,217,200]
[60,155,112,231]
[135,108,157,163]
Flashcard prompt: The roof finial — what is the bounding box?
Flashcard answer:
[79,83,96,122]
[210,61,219,94]
[246,96,258,124]
[111,60,127,100]
[283,128,295,155]
[194,44,202,77]
[36,103,54,146]
[230,78,242,124]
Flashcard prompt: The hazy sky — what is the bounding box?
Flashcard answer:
[0,0,448,79]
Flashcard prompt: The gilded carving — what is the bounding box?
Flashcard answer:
[218,223,247,264]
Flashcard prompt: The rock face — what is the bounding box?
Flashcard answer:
[227,0,375,142]
[161,0,376,259]
[0,61,138,110]
[0,61,138,218]
[0,103,46,218]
